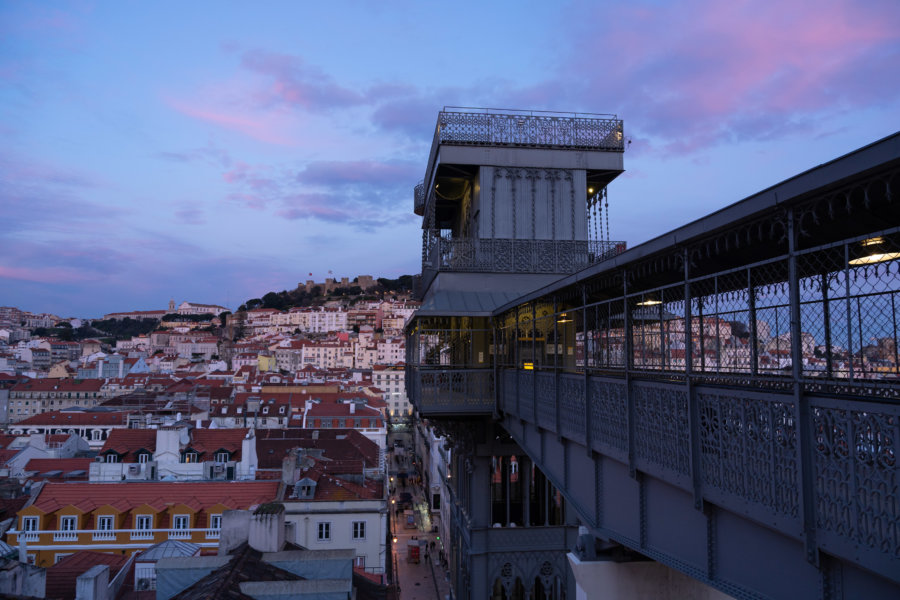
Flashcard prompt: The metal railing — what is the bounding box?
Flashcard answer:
[423,233,625,274]
[437,108,623,151]
[409,369,495,415]
[13,526,223,542]
[495,226,900,585]
[414,181,425,215]
[420,107,624,212]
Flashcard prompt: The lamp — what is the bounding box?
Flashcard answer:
[557,313,573,323]
[848,237,900,266]
[636,297,662,307]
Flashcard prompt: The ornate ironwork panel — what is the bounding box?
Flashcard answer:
[437,109,624,151]
[558,374,586,443]
[518,370,534,420]
[633,382,690,476]
[414,180,425,214]
[589,376,628,455]
[812,397,899,559]
[414,369,494,414]
[697,389,799,518]
[535,371,557,432]
[423,234,623,275]
[500,369,515,413]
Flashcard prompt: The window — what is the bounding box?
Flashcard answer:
[183,452,199,463]
[352,521,366,540]
[54,553,72,564]
[173,515,189,530]
[209,514,222,530]
[317,522,331,541]
[97,516,113,531]
[136,515,153,530]
[22,516,38,532]
[139,453,150,463]
[105,454,118,463]
[215,451,230,463]
[60,516,77,531]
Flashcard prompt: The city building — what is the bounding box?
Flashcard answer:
[9,480,279,566]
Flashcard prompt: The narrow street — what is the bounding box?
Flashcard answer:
[388,426,452,600]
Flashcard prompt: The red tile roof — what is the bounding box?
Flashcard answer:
[47,550,131,600]
[100,429,157,459]
[11,378,104,392]
[29,481,280,514]
[16,410,130,426]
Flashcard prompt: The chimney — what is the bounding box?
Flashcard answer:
[218,509,251,555]
[350,402,355,414]
[75,564,109,600]
[248,504,285,553]
[282,450,297,485]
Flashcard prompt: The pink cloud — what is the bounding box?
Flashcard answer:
[166,98,294,145]
[0,265,101,284]
[566,0,900,152]
[240,50,364,111]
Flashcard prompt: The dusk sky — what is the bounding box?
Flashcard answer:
[2,1,899,318]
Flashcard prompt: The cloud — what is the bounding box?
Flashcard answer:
[0,265,101,285]
[175,208,205,225]
[240,50,365,112]
[166,98,295,145]
[561,0,900,152]
[296,159,419,187]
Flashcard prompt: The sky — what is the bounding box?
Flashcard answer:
[1,0,899,318]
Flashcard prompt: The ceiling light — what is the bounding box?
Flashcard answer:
[849,237,900,266]
[636,298,662,307]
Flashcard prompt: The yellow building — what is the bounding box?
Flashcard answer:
[10,481,278,566]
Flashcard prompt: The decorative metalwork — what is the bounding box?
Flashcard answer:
[416,370,494,413]
[589,377,628,453]
[437,108,624,151]
[423,232,624,274]
[698,390,799,518]
[813,399,899,558]
[558,374,586,443]
[518,370,534,419]
[633,382,690,476]
[414,180,425,215]
[536,371,556,432]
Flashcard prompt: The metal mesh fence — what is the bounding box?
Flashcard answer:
[496,229,900,397]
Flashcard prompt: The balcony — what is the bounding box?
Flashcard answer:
[168,529,192,540]
[53,531,77,541]
[205,528,221,539]
[409,369,494,416]
[436,108,623,151]
[423,234,624,275]
[20,531,38,542]
[93,530,116,541]
[414,181,425,216]
[130,529,154,540]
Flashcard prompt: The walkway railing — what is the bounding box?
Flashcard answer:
[423,233,625,274]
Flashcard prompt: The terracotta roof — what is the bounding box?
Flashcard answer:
[299,461,383,501]
[47,550,131,600]
[29,481,280,514]
[0,449,19,466]
[11,378,104,392]
[255,429,379,470]
[100,429,157,459]
[189,428,248,460]
[0,434,19,449]
[16,410,130,426]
